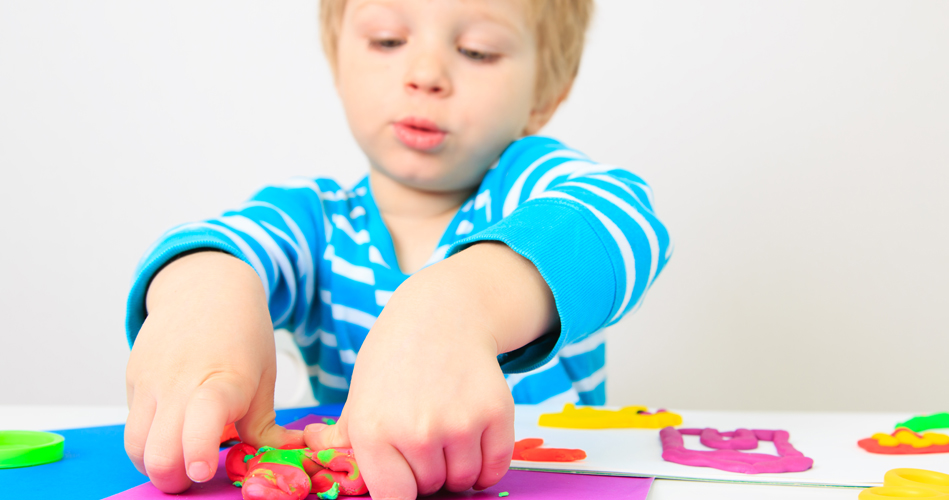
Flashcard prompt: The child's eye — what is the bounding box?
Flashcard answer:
[370,38,405,50]
[458,47,498,62]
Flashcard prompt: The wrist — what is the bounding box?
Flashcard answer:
[396,242,557,356]
[145,251,267,318]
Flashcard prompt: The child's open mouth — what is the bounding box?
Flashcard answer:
[393,117,447,151]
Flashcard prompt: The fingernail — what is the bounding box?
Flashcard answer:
[187,461,211,482]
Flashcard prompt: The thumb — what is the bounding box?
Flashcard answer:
[235,366,305,450]
[304,410,351,450]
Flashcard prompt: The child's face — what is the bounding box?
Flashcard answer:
[335,0,545,193]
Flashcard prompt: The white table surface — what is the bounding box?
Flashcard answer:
[0,405,864,499]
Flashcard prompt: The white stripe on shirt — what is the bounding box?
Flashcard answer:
[307,365,349,390]
[502,150,586,217]
[572,367,606,393]
[558,331,606,358]
[324,245,375,285]
[321,290,378,330]
[332,214,370,244]
[534,191,637,323]
[375,290,394,306]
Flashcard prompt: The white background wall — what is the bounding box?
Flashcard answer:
[1,1,947,411]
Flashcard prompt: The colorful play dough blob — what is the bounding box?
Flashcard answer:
[243,462,312,500]
[885,469,949,494]
[659,427,813,474]
[859,429,949,455]
[309,447,366,495]
[512,438,586,462]
[898,413,949,433]
[225,443,368,500]
[0,430,65,469]
[538,403,682,429]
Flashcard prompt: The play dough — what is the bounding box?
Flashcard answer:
[897,413,949,433]
[858,468,949,499]
[512,438,587,462]
[660,427,813,474]
[858,428,949,455]
[225,443,368,500]
[0,431,64,469]
[219,423,239,444]
[539,403,682,429]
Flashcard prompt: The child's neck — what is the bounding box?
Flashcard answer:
[369,170,476,275]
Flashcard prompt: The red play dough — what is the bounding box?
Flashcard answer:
[219,422,240,444]
[512,438,587,462]
[857,438,949,455]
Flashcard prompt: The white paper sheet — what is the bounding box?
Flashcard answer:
[510,405,949,487]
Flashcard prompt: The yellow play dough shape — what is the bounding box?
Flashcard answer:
[891,430,949,449]
[923,433,949,446]
[873,433,900,447]
[538,403,683,429]
[885,469,949,494]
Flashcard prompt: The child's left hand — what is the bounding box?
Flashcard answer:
[303,242,557,500]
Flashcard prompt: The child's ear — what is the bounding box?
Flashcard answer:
[523,80,575,136]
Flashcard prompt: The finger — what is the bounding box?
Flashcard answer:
[124,394,156,476]
[303,409,351,450]
[143,402,191,493]
[352,440,417,500]
[401,442,447,496]
[474,418,514,491]
[303,422,350,450]
[444,435,482,492]
[234,364,305,450]
[181,378,247,483]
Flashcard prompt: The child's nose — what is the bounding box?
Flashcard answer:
[404,52,452,97]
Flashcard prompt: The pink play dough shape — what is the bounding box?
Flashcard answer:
[698,428,758,450]
[660,427,814,474]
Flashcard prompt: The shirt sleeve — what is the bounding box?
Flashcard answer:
[447,136,673,373]
[125,178,332,347]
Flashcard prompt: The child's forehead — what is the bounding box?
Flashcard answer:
[346,0,532,31]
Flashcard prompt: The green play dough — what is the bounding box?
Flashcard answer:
[0,431,65,469]
[255,447,307,469]
[316,448,337,464]
[897,413,949,433]
[316,481,340,500]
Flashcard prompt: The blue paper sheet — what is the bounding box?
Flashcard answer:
[0,404,342,499]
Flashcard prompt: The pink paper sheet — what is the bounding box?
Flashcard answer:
[107,415,653,500]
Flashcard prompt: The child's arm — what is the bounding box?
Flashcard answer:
[304,241,555,498]
[126,250,304,492]
[305,137,672,499]
[125,181,331,492]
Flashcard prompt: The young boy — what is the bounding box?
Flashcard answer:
[124,0,671,498]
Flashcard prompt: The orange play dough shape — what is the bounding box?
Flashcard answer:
[512,438,586,462]
[858,428,949,455]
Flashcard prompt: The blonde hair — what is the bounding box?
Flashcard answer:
[319,0,594,108]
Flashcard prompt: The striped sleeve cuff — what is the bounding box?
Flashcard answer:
[447,198,617,373]
[124,227,252,347]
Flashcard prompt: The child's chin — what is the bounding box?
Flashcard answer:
[376,164,469,192]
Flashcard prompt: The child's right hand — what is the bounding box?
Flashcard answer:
[124,252,304,493]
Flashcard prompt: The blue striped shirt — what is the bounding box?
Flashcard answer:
[126,136,672,405]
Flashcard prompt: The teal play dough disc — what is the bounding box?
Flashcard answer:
[0,431,65,468]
